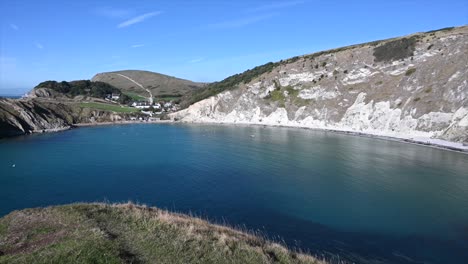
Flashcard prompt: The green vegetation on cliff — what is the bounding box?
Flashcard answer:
[182,62,278,107]
[0,203,323,264]
[35,80,131,104]
[122,91,146,101]
[372,36,418,63]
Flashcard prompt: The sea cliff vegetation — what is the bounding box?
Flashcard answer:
[0,203,324,264]
[35,80,132,104]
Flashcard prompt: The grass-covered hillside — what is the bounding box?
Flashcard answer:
[92,70,205,99]
[78,102,139,113]
[0,203,325,264]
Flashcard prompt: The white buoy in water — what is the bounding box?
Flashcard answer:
[12,164,16,168]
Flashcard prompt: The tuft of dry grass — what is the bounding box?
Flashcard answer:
[405,68,417,76]
[0,202,327,264]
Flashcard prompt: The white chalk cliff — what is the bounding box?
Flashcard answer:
[172,27,468,150]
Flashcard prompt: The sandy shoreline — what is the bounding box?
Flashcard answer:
[72,120,173,127]
[174,120,468,154]
[17,119,468,154]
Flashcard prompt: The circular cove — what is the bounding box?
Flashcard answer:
[1,123,467,263]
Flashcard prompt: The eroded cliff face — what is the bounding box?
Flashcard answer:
[0,98,129,138]
[172,27,468,145]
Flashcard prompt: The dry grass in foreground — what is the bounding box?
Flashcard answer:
[0,202,326,264]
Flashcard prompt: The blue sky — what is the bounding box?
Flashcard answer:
[1,0,467,94]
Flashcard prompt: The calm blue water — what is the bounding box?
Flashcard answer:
[1,124,467,263]
[0,95,21,99]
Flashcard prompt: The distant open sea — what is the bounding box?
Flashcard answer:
[0,95,21,99]
[1,124,467,263]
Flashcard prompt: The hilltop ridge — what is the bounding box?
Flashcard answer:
[92,70,206,99]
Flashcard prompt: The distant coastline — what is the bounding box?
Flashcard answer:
[1,102,466,154]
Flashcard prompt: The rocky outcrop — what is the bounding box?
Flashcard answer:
[171,27,468,148]
[0,98,134,138]
[26,88,59,98]
[0,99,71,137]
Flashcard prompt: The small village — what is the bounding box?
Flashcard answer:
[105,93,181,120]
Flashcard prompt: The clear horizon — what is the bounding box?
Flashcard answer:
[1,0,467,94]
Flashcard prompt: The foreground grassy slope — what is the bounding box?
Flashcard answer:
[0,203,324,264]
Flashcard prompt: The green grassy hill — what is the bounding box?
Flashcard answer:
[0,203,324,264]
[92,70,206,99]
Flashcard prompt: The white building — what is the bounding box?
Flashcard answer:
[106,93,120,100]
[132,101,151,109]
[141,111,153,116]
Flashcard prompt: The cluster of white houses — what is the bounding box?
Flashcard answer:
[105,93,179,114]
[131,101,178,112]
[131,101,153,109]
[129,116,162,122]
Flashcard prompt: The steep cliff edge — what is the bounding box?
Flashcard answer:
[0,98,136,138]
[171,27,468,149]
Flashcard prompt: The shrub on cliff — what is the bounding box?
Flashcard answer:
[35,80,122,99]
[373,36,418,63]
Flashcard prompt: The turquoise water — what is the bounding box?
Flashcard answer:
[1,124,467,263]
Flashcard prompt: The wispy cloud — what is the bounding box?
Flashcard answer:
[94,7,132,19]
[10,24,19,30]
[188,57,204,63]
[131,44,145,48]
[117,11,162,28]
[207,13,276,29]
[247,1,305,12]
[34,42,44,49]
